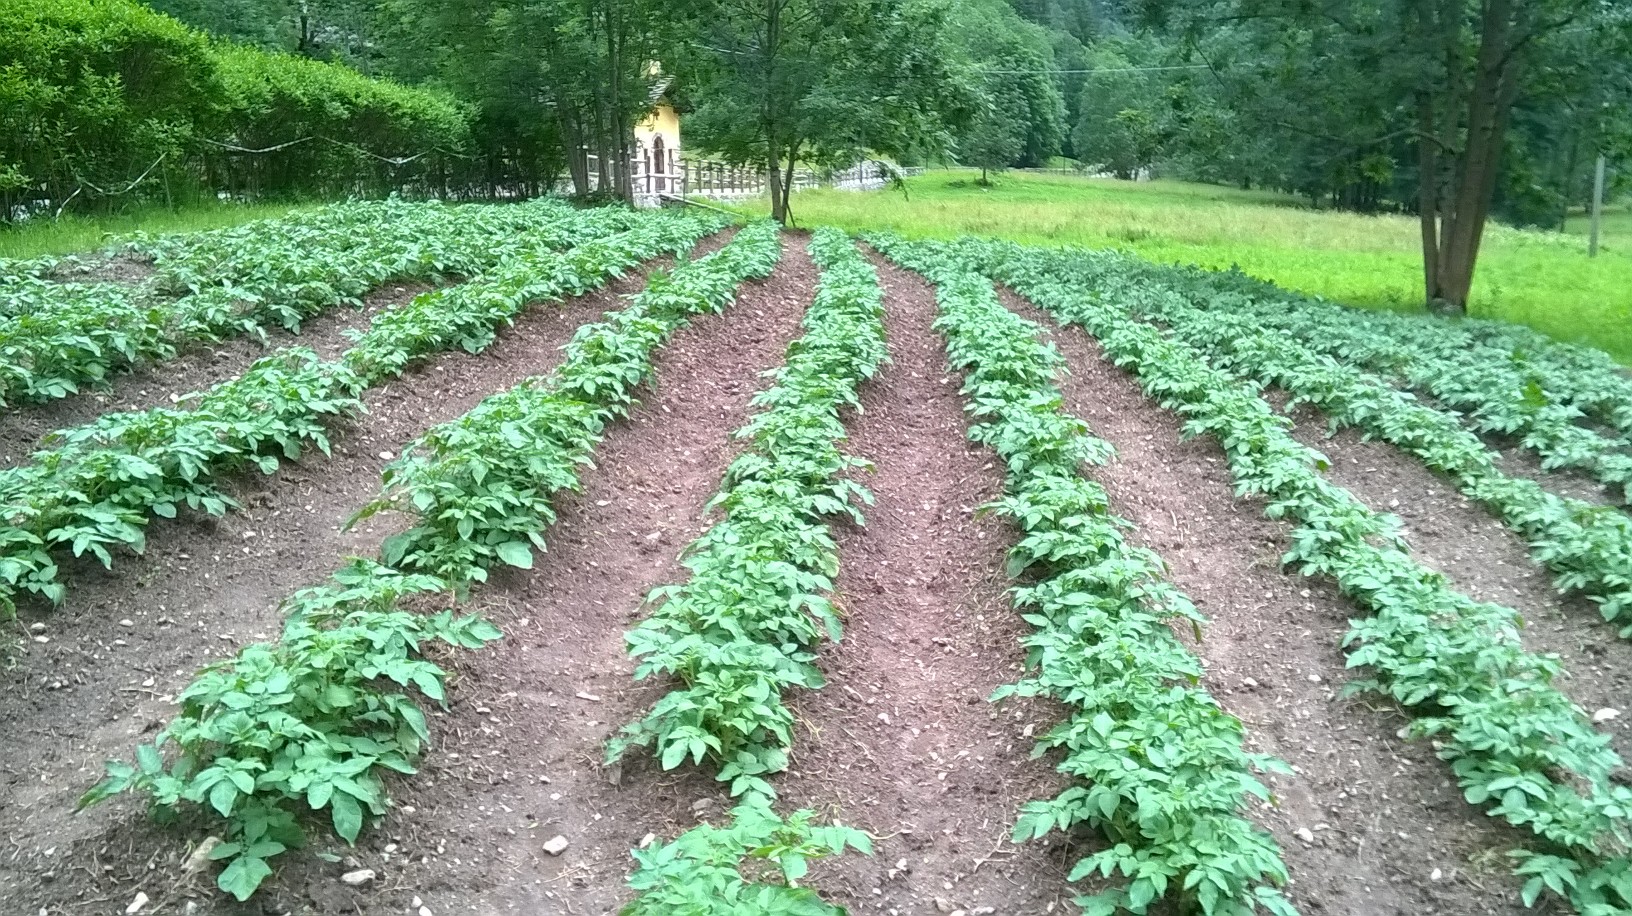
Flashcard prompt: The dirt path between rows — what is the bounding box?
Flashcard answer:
[0,284,414,469]
[762,256,1076,914]
[999,289,1533,916]
[0,236,725,916]
[1280,406,1632,765]
[205,232,820,916]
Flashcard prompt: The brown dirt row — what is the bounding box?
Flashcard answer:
[997,288,1534,916]
[764,255,1073,914]
[0,283,429,469]
[0,234,730,916]
[1491,442,1628,513]
[1279,404,1632,765]
[209,232,821,916]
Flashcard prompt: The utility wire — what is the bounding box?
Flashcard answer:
[976,64,1214,75]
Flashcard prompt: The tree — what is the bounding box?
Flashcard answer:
[962,86,1028,183]
[1072,45,1165,178]
[945,0,1066,169]
[682,0,974,223]
[381,0,671,200]
[1147,0,1632,313]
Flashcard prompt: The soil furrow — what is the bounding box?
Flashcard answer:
[232,233,819,916]
[999,288,1533,916]
[0,283,425,469]
[0,240,718,916]
[1279,405,1632,763]
[765,257,1074,914]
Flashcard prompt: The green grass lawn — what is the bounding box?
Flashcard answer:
[0,201,311,261]
[748,171,1632,363]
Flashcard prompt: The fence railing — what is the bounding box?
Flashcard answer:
[557,156,923,205]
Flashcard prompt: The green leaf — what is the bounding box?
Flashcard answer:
[218,855,273,901]
[495,541,534,569]
[331,792,364,844]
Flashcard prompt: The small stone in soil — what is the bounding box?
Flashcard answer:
[125,893,149,915]
[543,835,570,856]
[182,836,221,873]
[1295,828,1315,843]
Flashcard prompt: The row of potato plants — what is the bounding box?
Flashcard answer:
[877,235,1298,916]
[972,240,1632,915]
[1023,249,1632,640]
[1148,259,1632,444]
[1089,258,1632,502]
[79,221,783,902]
[1250,304,1631,502]
[0,210,722,614]
[0,198,636,408]
[614,228,883,915]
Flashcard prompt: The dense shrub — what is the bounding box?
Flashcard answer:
[0,0,473,220]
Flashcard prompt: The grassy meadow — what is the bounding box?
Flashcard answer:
[0,201,310,260]
[753,171,1632,363]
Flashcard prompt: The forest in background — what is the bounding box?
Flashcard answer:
[5,0,1631,310]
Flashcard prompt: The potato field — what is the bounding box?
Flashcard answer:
[1,201,1629,916]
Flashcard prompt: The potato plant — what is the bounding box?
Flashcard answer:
[82,220,776,903]
[614,228,885,914]
[0,211,721,614]
[876,235,1298,916]
[978,239,1632,916]
[357,220,779,585]
[611,228,885,789]
[0,199,632,409]
[1000,246,1632,640]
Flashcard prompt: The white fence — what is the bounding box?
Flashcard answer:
[572,157,922,206]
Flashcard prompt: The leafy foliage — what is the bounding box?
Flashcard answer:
[80,560,499,900]
[875,234,1297,916]
[0,0,472,218]
[612,228,886,790]
[82,219,771,902]
[622,790,872,916]
[615,227,883,913]
[0,198,610,408]
[998,246,1632,640]
[970,236,1632,915]
[357,221,781,586]
[0,207,718,614]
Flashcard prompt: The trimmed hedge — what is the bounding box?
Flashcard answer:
[0,0,472,219]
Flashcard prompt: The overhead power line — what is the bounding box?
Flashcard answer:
[976,64,1213,75]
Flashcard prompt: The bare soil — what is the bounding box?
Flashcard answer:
[1279,403,1632,765]
[0,239,711,916]
[0,233,1608,916]
[184,231,820,916]
[51,253,157,286]
[999,288,1534,916]
[764,255,1075,914]
[0,284,429,469]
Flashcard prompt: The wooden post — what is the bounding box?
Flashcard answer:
[1590,155,1606,258]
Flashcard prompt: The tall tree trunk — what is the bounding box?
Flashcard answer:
[1416,92,1440,304]
[1435,0,1521,313]
[781,139,801,226]
[561,108,591,198]
[762,0,789,223]
[768,125,786,223]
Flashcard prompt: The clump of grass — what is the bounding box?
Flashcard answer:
[739,171,1632,364]
[0,201,313,260]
